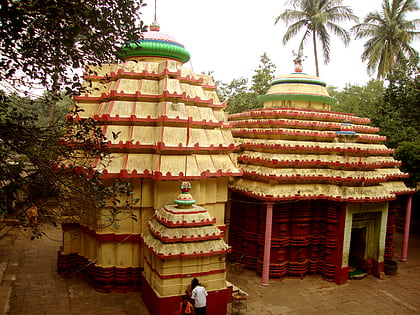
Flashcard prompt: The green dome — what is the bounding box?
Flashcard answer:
[259,73,336,106]
[120,25,190,63]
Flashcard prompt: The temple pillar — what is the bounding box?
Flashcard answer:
[401,194,413,263]
[261,202,273,286]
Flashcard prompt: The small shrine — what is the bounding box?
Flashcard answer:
[57,20,241,315]
[227,64,414,284]
[142,181,229,314]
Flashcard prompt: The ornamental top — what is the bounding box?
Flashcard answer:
[119,24,191,64]
[174,181,196,208]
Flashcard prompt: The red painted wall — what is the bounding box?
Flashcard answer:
[140,273,230,315]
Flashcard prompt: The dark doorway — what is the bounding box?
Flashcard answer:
[349,227,367,270]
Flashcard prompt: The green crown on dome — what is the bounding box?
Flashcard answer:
[119,24,191,63]
[258,73,336,105]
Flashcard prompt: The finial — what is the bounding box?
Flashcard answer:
[150,22,160,32]
[174,181,196,208]
[154,0,157,22]
[150,0,160,31]
[292,48,306,73]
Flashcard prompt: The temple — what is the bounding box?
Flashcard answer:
[58,23,241,315]
[57,19,414,315]
[228,68,414,285]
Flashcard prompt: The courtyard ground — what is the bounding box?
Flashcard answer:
[0,223,418,315]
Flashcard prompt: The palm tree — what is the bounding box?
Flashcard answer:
[352,0,420,79]
[275,0,358,76]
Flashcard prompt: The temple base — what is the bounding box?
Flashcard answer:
[140,273,230,315]
[57,251,141,293]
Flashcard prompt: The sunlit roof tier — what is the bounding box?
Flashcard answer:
[143,186,228,259]
[73,76,222,107]
[148,219,223,243]
[231,118,379,133]
[72,101,228,127]
[94,153,241,180]
[154,204,216,227]
[235,138,395,155]
[241,165,408,186]
[80,60,215,85]
[119,27,191,64]
[230,179,411,202]
[238,152,402,170]
[231,128,386,143]
[229,108,371,125]
[143,233,228,259]
[99,125,236,152]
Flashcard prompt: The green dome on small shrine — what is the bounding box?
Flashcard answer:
[259,73,336,106]
[120,24,191,64]
[174,181,196,208]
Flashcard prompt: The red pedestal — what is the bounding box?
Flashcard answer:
[334,266,348,285]
[140,273,230,315]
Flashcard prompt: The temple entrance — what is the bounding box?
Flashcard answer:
[349,227,367,271]
[346,209,386,277]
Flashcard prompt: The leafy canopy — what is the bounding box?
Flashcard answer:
[219,53,276,114]
[0,0,146,234]
[352,0,420,79]
[0,0,147,94]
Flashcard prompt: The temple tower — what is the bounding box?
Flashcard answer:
[142,181,229,314]
[58,23,241,314]
[228,67,413,284]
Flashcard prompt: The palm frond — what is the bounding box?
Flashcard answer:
[282,20,309,45]
[326,22,351,45]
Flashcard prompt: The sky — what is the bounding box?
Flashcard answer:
[140,0,420,89]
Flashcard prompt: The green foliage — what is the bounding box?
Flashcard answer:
[219,78,257,114]
[330,59,419,187]
[0,93,139,232]
[329,80,385,118]
[219,53,276,114]
[0,0,147,93]
[251,53,277,96]
[352,0,420,79]
[275,0,358,76]
[378,60,419,187]
[0,1,145,233]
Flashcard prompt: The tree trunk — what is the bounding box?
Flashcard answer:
[48,70,59,128]
[313,32,319,77]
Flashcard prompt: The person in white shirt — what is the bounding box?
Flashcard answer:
[190,278,208,315]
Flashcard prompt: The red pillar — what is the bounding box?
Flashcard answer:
[261,202,273,286]
[400,194,413,263]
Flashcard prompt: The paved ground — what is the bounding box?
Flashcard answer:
[0,223,419,315]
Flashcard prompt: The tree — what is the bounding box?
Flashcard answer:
[1,0,146,92]
[251,53,277,96]
[0,93,139,237]
[352,0,420,79]
[379,58,419,187]
[275,0,358,76]
[219,78,256,114]
[329,58,419,188]
[1,0,147,126]
[329,79,385,118]
[219,53,276,114]
[0,1,146,234]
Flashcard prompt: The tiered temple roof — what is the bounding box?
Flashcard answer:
[229,72,413,202]
[143,181,228,259]
[69,25,242,180]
